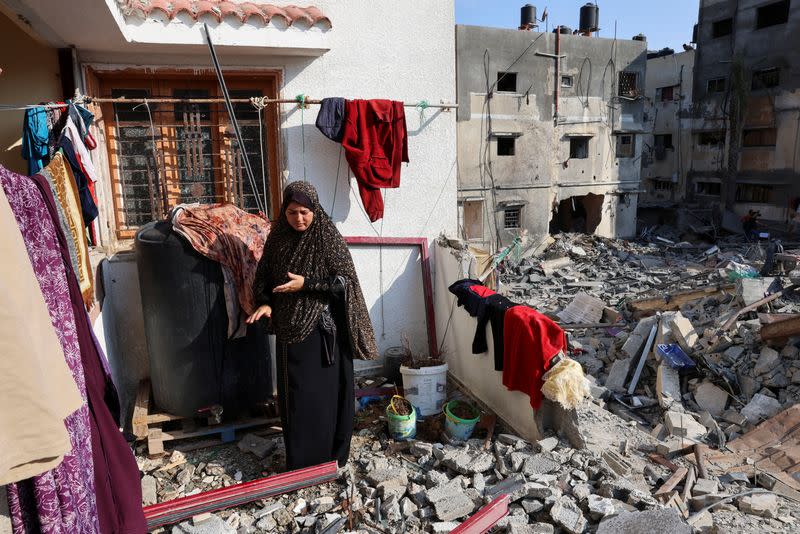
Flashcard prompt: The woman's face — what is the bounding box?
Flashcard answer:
[285,201,314,232]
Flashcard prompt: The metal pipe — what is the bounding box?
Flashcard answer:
[202,24,264,214]
[554,30,561,120]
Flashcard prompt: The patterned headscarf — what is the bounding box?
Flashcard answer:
[254,181,378,360]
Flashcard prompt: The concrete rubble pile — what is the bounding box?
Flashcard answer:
[498,232,800,532]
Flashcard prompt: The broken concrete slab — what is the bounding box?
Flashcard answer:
[693,381,729,416]
[141,475,157,506]
[737,277,779,307]
[656,364,682,408]
[691,478,718,497]
[737,493,778,518]
[549,498,587,534]
[664,410,707,440]
[237,433,276,459]
[621,317,658,359]
[669,313,699,353]
[558,292,606,324]
[754,347,781,376]
[605,358,633,392]
[433,492,475,522]
[596,508,691,534]
[740,393,783,425]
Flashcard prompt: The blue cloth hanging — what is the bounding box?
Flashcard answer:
[22,107,49,176]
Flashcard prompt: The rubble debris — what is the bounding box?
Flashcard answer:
[693,381,729,417]
[737,493,778,518]
[740,393,783,425]
[596,508,691,534]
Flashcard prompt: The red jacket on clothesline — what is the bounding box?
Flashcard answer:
[342,99,408,222]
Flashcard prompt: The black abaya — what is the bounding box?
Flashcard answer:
[276,318,354,470]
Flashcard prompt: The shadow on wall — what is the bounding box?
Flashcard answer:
[549,193,604,234]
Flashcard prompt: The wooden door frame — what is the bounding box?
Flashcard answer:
[87,66,283,239]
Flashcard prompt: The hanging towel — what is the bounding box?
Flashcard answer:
[39,152,94,307]
[503,306,567,410]
[21,107,49,175]
[342,99,408,222]
[315,97,346,142]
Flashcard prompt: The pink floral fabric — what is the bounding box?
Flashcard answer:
[1,166,99,534]
[172,203,271,314]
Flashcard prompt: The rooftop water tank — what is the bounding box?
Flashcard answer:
[136,221,271,418]
[579,3,599,33]
[520,4,537,29]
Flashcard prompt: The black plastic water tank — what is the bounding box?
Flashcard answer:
[520,4,536,28]
[136,221,271,418]
[554,25,572,34]
[579,3,599,33]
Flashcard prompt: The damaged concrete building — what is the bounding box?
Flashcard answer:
[640,49,695,206]
[456,5,647,248]
[689,0,800,222]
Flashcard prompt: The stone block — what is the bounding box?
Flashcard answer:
[693,381,729,416]
[311,496,335,514]
[737,493,778,518]
[521,453,561,477]
[737,277,778,306]
[670,313,698,353]
[587,494,619,520]
[237,433,276,459]
[433,492,475,522]
[754,347,781,376]
[656,364,681,408]
[537,436,559,452]
[740,393,783,425]
[621,317,658,359]
[431,521,460,533]
[664,411,706,440]
[521,498,544,514]
[596,509,691,534]
[692,478,718,497]
[549,498,587,534]
[141,475,157,506]
[723,346,745,363]
[366,468,408,486]
[605,358,633,393]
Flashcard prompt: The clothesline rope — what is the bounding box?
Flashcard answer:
[0,97,457,111]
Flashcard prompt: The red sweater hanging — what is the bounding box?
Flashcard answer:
[342,99,408,222]
[502,306,566,409]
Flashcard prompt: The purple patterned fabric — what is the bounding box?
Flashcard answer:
[1,166,99,533]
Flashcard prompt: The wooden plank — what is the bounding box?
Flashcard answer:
[648,453,680,472]
[148,428,165,456]
[159,417,278,443]
[761,314,800,341]
[694,444,709,479]
[654,467,688,496]
[132,380,151,439]
[682,465,697,503]
[720,284,799,332]
[147,413,185,425]
[627,324,658,394]
[629,285,735,315]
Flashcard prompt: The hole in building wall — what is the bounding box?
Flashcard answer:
[497,71,518,92]
[550,193,604,234]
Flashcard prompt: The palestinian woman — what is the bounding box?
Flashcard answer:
[247,181,378,470]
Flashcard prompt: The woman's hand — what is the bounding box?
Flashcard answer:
[246,304,273,324]
[273,272,305,293]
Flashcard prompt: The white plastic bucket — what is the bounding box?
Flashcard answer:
[400,363,448,416]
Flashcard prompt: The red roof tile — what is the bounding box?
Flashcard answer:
[119,1,331,28]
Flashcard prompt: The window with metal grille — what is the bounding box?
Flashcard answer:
[616,134,635,158]
[712,18,733,38]
[756,0,790,29]
[561,76,574,88]
[736,184,773,203]
[569,137,589,159]
[752,68,780,90]
[743,128,777,147]
[698,131,726,146]
[496,72,517,92]
[497,137,516,156]
[97,72,281,238]
[652,179,674,192]
[707,77,727,93]
[504,207,521,229]
[618,71,639,97]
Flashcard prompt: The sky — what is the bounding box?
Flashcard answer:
[455,0,700,52]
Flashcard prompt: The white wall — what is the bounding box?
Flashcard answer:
[434,242,543,441]
[76,1,457,369]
